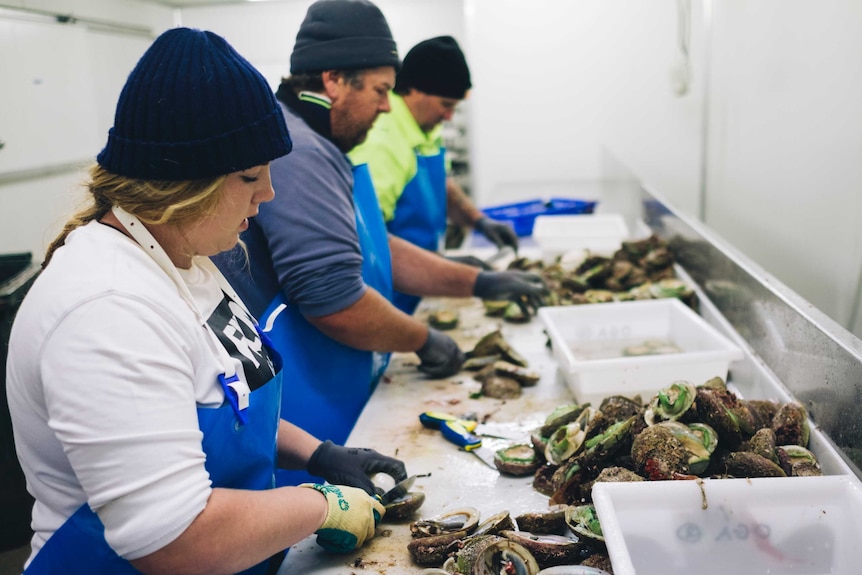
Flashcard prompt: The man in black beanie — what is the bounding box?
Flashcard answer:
[351,36,521,314]
[215,1,546,490]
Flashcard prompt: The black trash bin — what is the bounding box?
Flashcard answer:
[1,253,40,551]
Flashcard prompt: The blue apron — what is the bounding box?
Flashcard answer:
[24,328,283,575]
[387,150,447,315]
[262,164,393,488]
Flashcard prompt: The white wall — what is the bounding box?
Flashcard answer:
[705,0,862,333]
[594,0,705,217]
[0,20,99,175]
[0,0,170,23]
[464,0,705,214]
[0,0,173,257]
[0,0,464,259]
[3,0,862,338]
[464,0,613,208]
[465,0,862,335]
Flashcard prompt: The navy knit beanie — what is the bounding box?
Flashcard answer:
[98,27,292,181]
[290,0,399,74]
[395,36,472,99]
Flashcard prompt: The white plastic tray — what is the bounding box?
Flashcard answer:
[532,213,630,260]
[592,475,862,575]
[539,298,744,403]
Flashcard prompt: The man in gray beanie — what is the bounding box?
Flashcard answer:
[215,0,546,489]
[351,36,521,314]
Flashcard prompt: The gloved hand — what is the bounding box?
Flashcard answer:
[415,328,465,378]
[475,217,519,253]
[300,483,385,553]
[307,440,407,496]
[446,254,493,270]
[473,270,548,315]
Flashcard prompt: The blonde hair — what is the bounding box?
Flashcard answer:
[44,164,227,267]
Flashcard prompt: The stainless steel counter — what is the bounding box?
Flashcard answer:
[277,287,857,573]
[277,185,862,573]
[278,294,577,574]
[633,185,862,476]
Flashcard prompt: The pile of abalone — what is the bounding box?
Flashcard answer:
[526,377,818,506]
[487,234,697,323]
[408,506,614,575]
[405,377,819,574]
[462,330,541,400]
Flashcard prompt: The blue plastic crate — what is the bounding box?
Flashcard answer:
[480,197,597,237]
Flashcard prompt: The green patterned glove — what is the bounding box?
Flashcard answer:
[300,483,385,553]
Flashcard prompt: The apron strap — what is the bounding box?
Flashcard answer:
[110,206,243,383]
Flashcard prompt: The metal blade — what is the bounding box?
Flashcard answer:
[483,246,515,268]
[465,445,498,470]
[380,474,417,505]
[473,422,523,441]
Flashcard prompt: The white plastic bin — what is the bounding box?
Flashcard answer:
[538,298,744,403]
[592,475,862,575]
[532,213,630,261]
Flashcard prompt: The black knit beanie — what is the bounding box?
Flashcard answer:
[97,27,292,181]
[290,0,399,74]
[395,36,471,99]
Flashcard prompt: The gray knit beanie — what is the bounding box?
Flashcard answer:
[290,0,399,74]
[98,27,292,181]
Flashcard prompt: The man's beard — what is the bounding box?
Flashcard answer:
[333,128,369,153]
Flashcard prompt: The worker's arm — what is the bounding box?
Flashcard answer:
[446,177,519,252]
[134,421,327,575]
[389,233,480,297]
[445,176,484,227]
[307,286,464,378]
[132,484,329,575]
[133,420,388,575]
[389,234,547,314]
[275,419,327,470]
[275,420,406,496]
[306,287,428,352]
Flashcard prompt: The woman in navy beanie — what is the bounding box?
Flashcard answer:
[6,27,403,575]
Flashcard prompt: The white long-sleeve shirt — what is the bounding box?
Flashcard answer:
[6,221,270,562]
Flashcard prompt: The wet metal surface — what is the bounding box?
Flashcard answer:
[639,186,862,476]
[279,295,572,575]
[277,203,862,573]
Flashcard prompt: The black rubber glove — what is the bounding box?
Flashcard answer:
[475,217,519,253]
[446,254,493,270]
[473,270,548,315]
[415,328,465,378]
[307,440,408,497]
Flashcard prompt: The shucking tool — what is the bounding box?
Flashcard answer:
[377,475,417,505]
[418,411,517,440]
[440,420,499,469]
[419,412,501,469]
